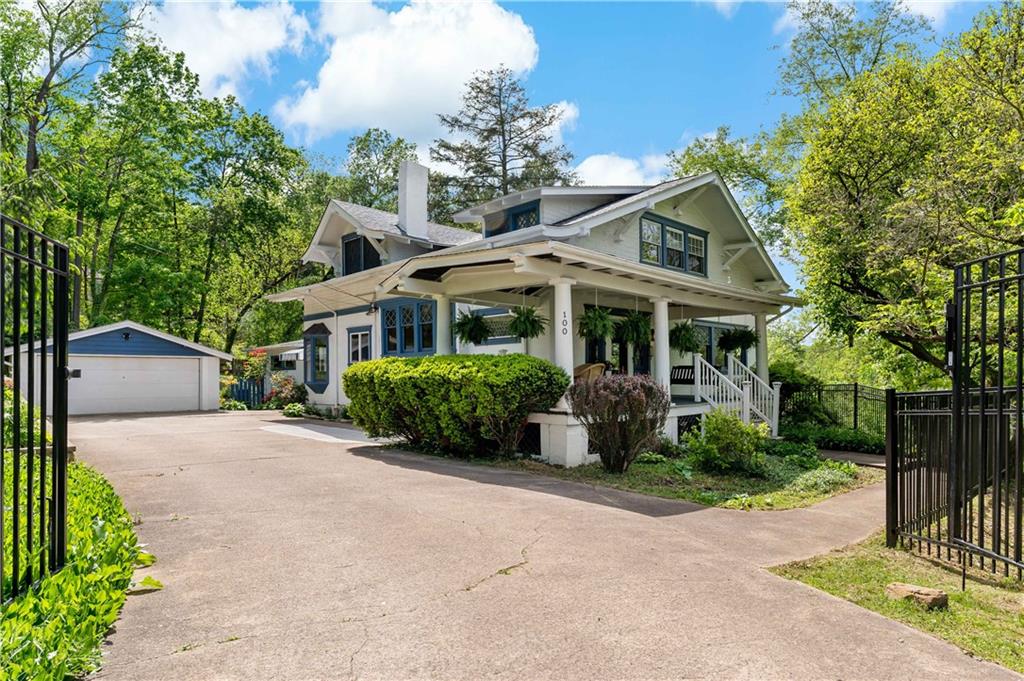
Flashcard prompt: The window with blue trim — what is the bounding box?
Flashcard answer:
[487,200,540,237]
[302,323,331,393]
[381,300,436,356]
[639,214,708,276]
[347,327,371,364]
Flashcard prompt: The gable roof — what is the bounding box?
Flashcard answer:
[303,199,480,265]
[4,320,233,360]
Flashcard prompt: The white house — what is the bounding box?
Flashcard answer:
[268,161,797,465]
[250,339,305,393]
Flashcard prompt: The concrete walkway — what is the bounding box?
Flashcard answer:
[72,411,1015,681]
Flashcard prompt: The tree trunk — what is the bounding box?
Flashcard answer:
[194,229,217,344]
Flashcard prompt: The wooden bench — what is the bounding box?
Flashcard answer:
[670,365,695,386]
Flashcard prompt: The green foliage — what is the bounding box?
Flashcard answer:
[634,452,669,465]
[685,409,769,476]
[780,422,885,455]
[452,312,491,345]
[762,438,821,469]
[654,435,688,459]
[241,350,268,380]
[786,459,859,494]
[1,459,139,679]
[577,307,614,341]
[615,311,651,346]
[219,398,248,411]
[430,66,577,209]
[567,374,670,473]
[263,373,307,409]
[716,327,759,353]
[343,354,569,457]
[669,321,703,354]
[507,306,547,340]
[344,128,418,212]
[283,402,305,417]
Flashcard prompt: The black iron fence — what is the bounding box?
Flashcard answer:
[885,389,957,560]
[1,214,71,604]
[886,246,1024,579]
[782,382,886,437]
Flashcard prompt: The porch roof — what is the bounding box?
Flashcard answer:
[379,240,800,315]
[265,261,407,311]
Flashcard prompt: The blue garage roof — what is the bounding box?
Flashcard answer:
[6,320,233,360]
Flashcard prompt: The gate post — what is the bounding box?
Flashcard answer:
[853,382,859,430]
[885,388,898,548]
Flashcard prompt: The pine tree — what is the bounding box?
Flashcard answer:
[430,66,576,209]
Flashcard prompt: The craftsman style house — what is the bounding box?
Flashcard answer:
[268,161,796,465]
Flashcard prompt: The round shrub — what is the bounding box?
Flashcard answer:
[685,409,769,476]
[342,354,569,457]
[567,374,670,473]
[283,402,305,417]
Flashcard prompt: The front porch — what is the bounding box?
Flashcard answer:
[380,240,794,466]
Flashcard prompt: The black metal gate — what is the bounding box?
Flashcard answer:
[948,248,1024,575]
[1,214,71,604]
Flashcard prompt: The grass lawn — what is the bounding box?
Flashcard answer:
[491,456,884,510]
[773,534,1024,674]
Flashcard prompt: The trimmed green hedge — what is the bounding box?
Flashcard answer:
[779,421,885,455]
[1,459,139,679]
[343,354,570,456]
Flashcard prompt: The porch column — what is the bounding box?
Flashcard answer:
[755,312,769,383]
[550,277,576,377]
[652,297,671,392]
[434,295,451,354]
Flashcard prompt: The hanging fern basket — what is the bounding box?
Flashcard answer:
[452,312,492,345]
[577,307,614,341]
[508,306,548,340]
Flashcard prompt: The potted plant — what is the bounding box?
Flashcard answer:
[716,327,759,353]
[508,306,547,353]
[615,311,651,347]
[452,312,491,345]
[577,306,614,341]
[669,321,703,354]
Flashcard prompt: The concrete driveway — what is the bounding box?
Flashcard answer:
[72,411,1015,681]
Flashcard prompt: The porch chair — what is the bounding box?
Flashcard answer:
[573,363,606,383]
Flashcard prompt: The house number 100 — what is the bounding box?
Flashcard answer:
[561,311,569,335]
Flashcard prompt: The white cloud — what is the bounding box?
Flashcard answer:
[905,1,958,27]
[275,0,539,144]
[575,153,670,186]
[707,1,741,19]
[143,1,310,99]
[774,1,960,35]
[550,100,579,145]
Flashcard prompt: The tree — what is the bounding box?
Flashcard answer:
[431,66,576,208]
[668,1,930,254]
[344,128,417,212]
[790,3,1024,374]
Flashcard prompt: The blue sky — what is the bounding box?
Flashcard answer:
[144,1,991,283]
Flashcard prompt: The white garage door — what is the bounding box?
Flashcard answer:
[69,356,201,415]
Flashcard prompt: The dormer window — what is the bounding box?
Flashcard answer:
[486,200,541,237]
[638,213,708,277]
[342,234,381,276]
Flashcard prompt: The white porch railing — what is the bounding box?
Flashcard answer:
[694,355,781,436]
[726,354,781,436]
[694,355,744,418]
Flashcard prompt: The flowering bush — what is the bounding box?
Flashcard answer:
[567,374,670,473]
[262,372,307,409]
[241,349,268,380]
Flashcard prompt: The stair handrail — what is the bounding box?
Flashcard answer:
[726,355,781,436]
[694,355,745,419]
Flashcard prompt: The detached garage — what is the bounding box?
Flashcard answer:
[11,320,231,415]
